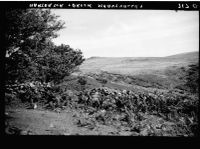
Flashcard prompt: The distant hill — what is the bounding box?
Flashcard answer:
[80,51,199,75]
[165,51,199,59]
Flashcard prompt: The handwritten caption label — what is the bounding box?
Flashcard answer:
[29,3,142,9]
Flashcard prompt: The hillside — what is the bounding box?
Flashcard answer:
[80,51,199,75]
[77,51,199,93]
[165,51,199,59]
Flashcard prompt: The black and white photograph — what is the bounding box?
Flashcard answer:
[4,1,199,136]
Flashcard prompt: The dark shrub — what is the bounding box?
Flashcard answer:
[78,77,87,86]
[96,77,108,84]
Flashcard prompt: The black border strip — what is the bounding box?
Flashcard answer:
[0,1,199,10]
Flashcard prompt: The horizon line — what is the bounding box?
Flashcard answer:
[85,50,199,59]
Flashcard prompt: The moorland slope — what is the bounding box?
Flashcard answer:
[80,51,199,75]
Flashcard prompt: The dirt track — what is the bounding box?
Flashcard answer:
[5,107,123,135]
[5,107,91,135]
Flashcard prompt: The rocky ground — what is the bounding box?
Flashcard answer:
[5,106,105,135]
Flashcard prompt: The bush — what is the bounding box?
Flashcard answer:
[185,63,199,93]
[78,77,87,86]
[5,93,16,104]
[96,77,108,84]
[70,86,198,136]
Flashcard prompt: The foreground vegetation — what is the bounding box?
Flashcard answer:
[5,63,199,136]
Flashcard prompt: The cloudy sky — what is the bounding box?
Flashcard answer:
[52,10,199,58]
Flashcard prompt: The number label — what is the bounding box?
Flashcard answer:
[178,3,190,9]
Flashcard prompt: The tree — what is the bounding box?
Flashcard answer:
[37,44,85,83]
[185,63,199,94]
[5,9,84,85]
[5,9,64,84]
[5,9,64,55]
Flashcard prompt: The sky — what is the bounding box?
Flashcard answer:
[52,10,199,58]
